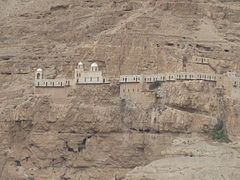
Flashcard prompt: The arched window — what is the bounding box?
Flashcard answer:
[37,73,41,79]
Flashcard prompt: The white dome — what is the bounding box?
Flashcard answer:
[36,68,43,72]
[91,62,98,67]
[78,62,83,66]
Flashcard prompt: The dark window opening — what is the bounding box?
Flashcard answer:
[37,73,41,79]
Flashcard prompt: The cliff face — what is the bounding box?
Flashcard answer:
[122,134,240,180]
[0,0,240,179]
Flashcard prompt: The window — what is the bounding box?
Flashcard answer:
[85,78,86,82]
[90,77,92,82]
[37,73,41,79]
[103,79,105,83]
[38,82,39,86]
[97,77,99,82]
[53,82,54,86]
[61,82,62,86]
[133,89,134,92]
[46,82,48,86]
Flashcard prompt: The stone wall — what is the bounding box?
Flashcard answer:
[120,83,155,108]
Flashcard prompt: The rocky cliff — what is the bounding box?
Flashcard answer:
[0,0,240,179]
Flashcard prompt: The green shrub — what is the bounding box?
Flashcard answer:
[211,120,230,143]
[149,81,161,90]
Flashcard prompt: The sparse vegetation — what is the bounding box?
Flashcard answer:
[25,178,34,180]
[211,120,230,143]
[149,81,162,90]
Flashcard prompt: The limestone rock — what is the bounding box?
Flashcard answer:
[0,0,240,179]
